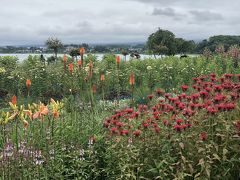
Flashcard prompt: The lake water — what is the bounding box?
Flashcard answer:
[0,53,197,61]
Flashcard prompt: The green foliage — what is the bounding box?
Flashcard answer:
[147,28,196,56]
[0,56,18,97]
[93,46,110,53]
[0,53,239,103]
[176,38,196,54]
[69,48,80,60]
[197,35,240,53]
[0,54,240,179]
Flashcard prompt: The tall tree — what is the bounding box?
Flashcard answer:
[121,48,129,61]
[147,28,178,57]
[69,48,80,60]
[45,37,63,61]
[197,35,240,53]
[176,38,196,54]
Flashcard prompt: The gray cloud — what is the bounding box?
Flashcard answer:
[189,10,223,22]
[152,7,185,21]
[0,0,240,45]
[125,0,175,5]
[152,8,177,17]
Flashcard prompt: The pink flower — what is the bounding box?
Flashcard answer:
[154,127,160,134]
[110,127,118,134]
[207,107,218,115]
[181,85,188,92]
[173,124,183,132]
[199,132,208,141]
[120,130,129,136]
[176,119,183,125]
[133,130,142,137]
[147,94,154,100]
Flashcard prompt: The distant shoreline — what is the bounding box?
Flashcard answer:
[0,53,199,61]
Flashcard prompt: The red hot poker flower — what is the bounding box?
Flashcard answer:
[63,55,67,72]
[26,79,31,90]
[63,54,67,63]
[92,85,97,94]
[68,63,73,75]
[79,47,85,55]
[129,73,135,86]
[100,74,105,81]
[116,55,121,65]
[77,60,82,68]
[11,95,17,106]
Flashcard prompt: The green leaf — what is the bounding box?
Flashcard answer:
[205,168,211,177]
[223,148,228,161]
[179,142,184,150]
[198,158,204,166]
[194,172,201,178]
[213,154,221,161]
[198,147,205,153]
[181,156,186,163]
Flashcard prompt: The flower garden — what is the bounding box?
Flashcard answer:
[0,49,240,179]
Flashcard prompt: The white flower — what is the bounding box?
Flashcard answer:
[147,66,152,71]
[4,143,14,157]
[106,71,111,75]
[80,149,85,156]
[34,151,44,165]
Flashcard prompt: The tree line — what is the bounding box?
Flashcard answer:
[146,28,240,56]
[44,29,240,59]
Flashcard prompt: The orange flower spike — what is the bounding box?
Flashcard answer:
[68,63,74,75]
[116,55,121,65]
[63,54,67,63]
[88,60,93,78]
[80,47,85,55]
[89,60,93,69]
[63,55,67,72]
[77,59,82,68]
[26,79,31,90]
[100,74,105,81]
[92,85,97,94]
[129,73,135,86]
[11,95,17,106]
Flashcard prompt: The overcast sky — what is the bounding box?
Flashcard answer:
[0,0,240,45]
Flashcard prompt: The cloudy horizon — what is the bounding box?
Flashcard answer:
[0,0,240,45]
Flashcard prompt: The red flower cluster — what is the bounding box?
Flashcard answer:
[103,73,240,140]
